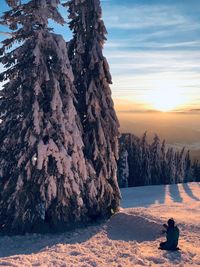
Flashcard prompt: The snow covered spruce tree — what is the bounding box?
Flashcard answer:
[160,140,168,184]
[63,0,121,215]
[193,160,200,182]
[150,134,161,185]
[118,145,129,188]
[0,0,101,234]
[184,150,192,182]
[140,132,151,186]
[176,148,185,183]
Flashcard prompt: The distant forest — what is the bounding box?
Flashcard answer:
[118,133,200,188]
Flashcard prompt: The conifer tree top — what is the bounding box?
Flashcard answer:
[0,0,66,82]
[64,0,107,44]
[1,0,64,45]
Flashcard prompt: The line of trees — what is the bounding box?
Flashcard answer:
[118,133,200,188]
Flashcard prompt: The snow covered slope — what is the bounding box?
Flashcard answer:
[0,183,199,267]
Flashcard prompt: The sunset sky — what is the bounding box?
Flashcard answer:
[101,0,200,113]
[0,0,200,113]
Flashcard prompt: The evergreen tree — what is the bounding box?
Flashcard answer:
[119,133,142,187]
[140,132,151,185]
[64,0,120,215]
[173,148,185,183]
[174,151,179,183]
[160,140,168,184]
[132,134,142,186]
[166,148,176,184]
[177,147,185,183]
[117,144,129,188]
[184,150,192,182]
[192,160,200,182]
[0,0,95,233]
[150,134,161,185]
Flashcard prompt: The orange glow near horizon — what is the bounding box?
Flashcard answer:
[113,79,191,113]
[143,80,188,112]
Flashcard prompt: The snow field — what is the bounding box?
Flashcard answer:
[0,182,199,267]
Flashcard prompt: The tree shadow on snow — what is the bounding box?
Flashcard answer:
[121,184,166,208]
[182,183,200,201]
[106,212,161,242]
[168,184,183,203]
[0,223,102,258]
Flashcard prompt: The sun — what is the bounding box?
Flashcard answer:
[146,80,187,112]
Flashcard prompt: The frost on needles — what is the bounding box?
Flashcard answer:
[0,0,120,234]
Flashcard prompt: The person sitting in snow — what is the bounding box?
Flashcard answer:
[159,218,179,251]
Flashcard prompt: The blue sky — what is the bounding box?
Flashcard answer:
[101,0,200,112]
[0,0,200,112]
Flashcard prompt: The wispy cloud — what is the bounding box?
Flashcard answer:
[103,4,194,30]
[106,40,200,49]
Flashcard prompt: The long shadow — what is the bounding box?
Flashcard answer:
[168,184,183,203]
[106,212,162,242]
[182,183,200,201]
[0,223,101,258]
[121,184,166,208]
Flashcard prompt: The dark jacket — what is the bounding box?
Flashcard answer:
[166,226,179,249]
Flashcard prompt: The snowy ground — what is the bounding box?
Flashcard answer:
[0,182,200,267]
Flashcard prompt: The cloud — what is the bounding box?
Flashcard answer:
[189,109,200,113]
[106,50,200,79]
[106,40,200,49]
[103,4,195,30]
[117,109,162,114]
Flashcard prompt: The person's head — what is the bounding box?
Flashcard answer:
[168,218,175,227]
